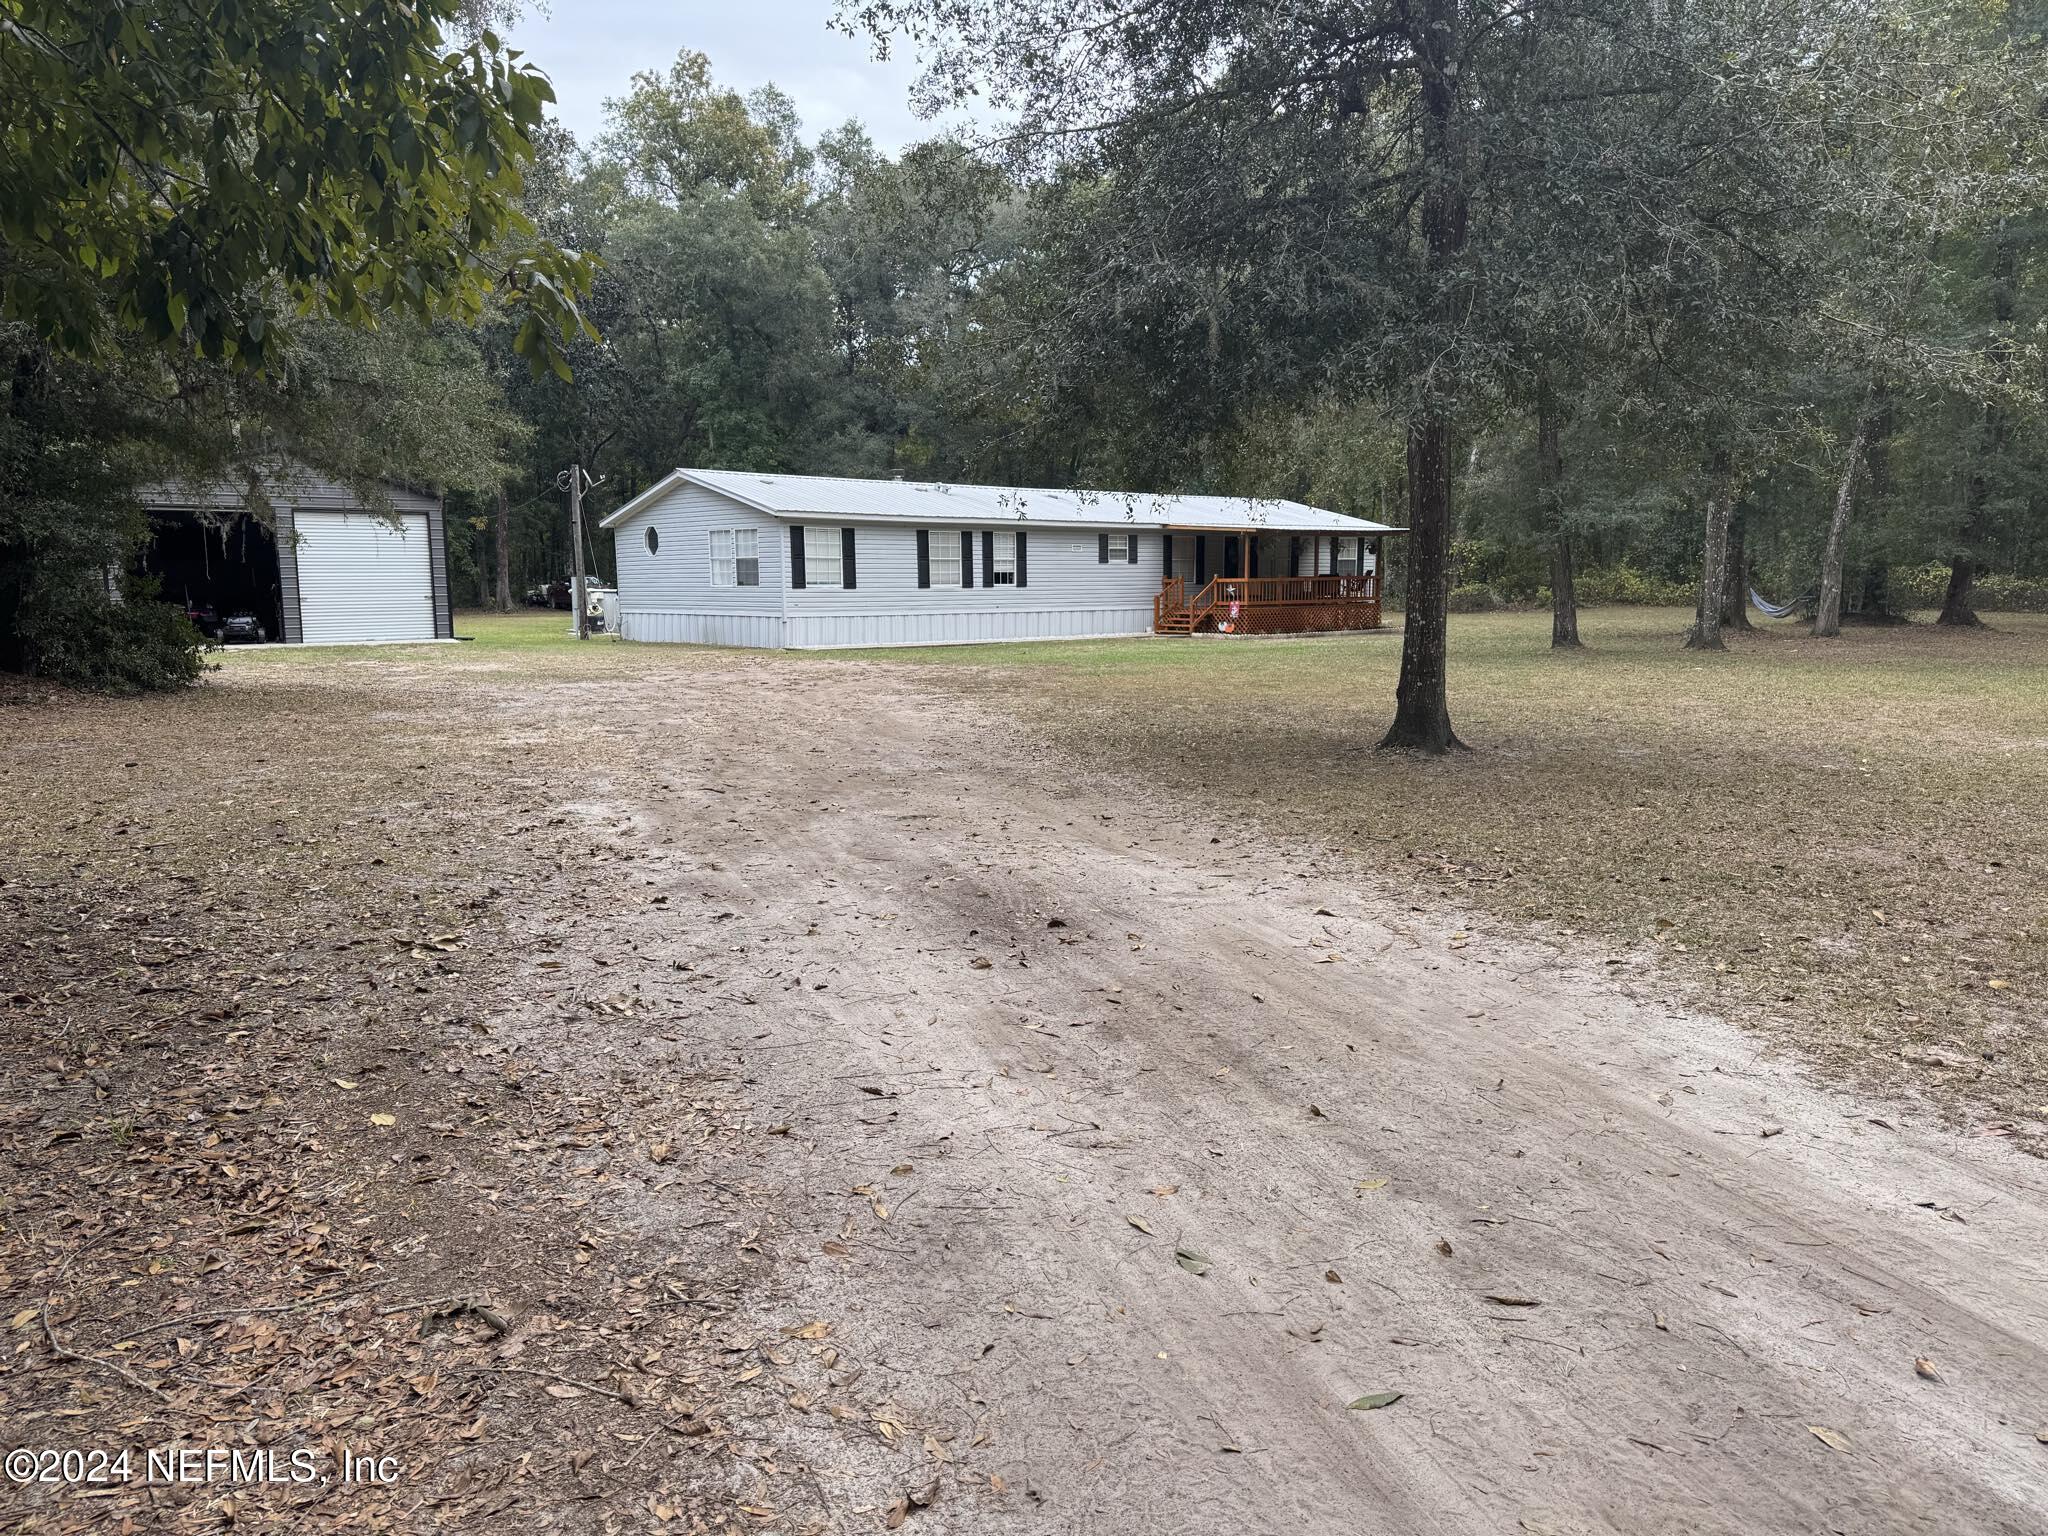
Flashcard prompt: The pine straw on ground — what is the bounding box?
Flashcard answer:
[875,608,2048,1148]
[0,653,947,1534]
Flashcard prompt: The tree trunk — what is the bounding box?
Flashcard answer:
[1720,506,1752,631]
[475,524,490,607]
[1378,0,1468,753]
[1537,379,1580,650]
[1685,460,1734,651]
[1382,413,1466,751]
[1814,398,1875,638]
[1550,532,1581,650]
[1937,556,1982,627]
[494,485,514,612]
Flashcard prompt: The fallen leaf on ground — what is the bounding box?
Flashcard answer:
[1325,1270,1342,1284]
[1808,1425,1851,1453]
[1348,1391,1403,1411]
[369,1113,396,1127]
[1126,1214,1154,1235]
[1174,1246,1211,1277]
[1915,1357,1943,1382]
[1485,1295,1541,1307]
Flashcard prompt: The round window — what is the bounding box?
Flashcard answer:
[645,526,660,555]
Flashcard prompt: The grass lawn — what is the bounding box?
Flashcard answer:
[212,604,2046,1131]
[853,606,2048,1132]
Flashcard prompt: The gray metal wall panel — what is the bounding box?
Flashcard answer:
[426,497,452,638]
[275,505,303,644]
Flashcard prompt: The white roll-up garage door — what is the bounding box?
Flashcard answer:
[294,511,435,644]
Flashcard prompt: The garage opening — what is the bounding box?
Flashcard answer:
[141,509,284,643]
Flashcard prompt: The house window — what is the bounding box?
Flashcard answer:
[930,530,961,587]
[1107,531,1129,562]
[989,531,1017,585]
[710,528,760,587]
[1336,537,1359,575]
[802,525,841,588]
[645,526,660,555]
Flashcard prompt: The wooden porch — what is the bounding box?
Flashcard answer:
[1153,572,1384,635]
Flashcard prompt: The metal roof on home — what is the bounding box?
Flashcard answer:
[599,467,1405,535]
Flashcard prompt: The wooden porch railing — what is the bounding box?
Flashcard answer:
[1154,570,1382,635]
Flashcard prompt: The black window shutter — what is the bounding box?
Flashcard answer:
[1196,535,1208,585]
[789,525,806,588]
[1098,533,1109,564]
[916,529,931,588]
[1289,536,1302,577]
[841,527,856,589]
[982,530,995,586]
[961,530,974,587]
[1127,533,1139,564]
[1017,530,1028,587]
[1163,535,1174,579]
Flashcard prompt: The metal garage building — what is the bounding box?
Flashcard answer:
[141,469,453,645]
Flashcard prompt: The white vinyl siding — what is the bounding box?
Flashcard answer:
[610,482,785,646]
[929,532,961,587]
[293,511,434,644]
[803,525,842,588]
[784,525,1161,648]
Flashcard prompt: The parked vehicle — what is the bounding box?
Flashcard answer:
[183,601,221,638]
[218,611,267,644]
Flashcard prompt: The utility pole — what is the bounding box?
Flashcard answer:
[568,463,589,640]
[557,462,602,640]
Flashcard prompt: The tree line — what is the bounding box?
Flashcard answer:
[3,1,2044,752]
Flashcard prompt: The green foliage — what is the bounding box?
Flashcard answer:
[13,572,207,694]
[0,0,595,377]
[1573,567,1698,609]
[1892,564,2048,613]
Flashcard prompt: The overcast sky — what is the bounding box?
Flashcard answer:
[504,2,960,154]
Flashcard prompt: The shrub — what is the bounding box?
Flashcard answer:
[14,574,207,694]
[1890,563,2048,613]
[1573,565,1695,606]
[1446,582,1506,612]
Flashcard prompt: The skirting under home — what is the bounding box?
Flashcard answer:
[599,469,1405,649]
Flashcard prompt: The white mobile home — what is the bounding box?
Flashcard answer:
[600,469,1404,649]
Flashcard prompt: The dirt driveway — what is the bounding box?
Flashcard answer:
[9,647,2048,1534]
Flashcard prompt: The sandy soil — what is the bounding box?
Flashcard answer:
[10,645,2047,1535]
[522,657,2048,1534]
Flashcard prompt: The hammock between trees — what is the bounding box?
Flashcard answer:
[1749,586,1815,620]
